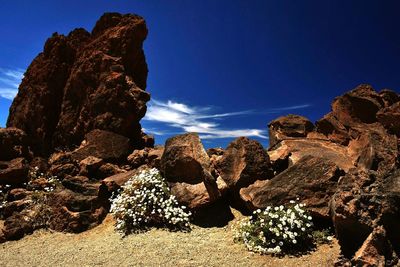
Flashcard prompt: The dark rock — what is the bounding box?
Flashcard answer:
[79,156,104,177]
[377,102,400,137]
[71,129,132,162]
[379,89,399,107]
[268,114,314,148]
[315,114,351,145]
[2,212,34,241]
[347,123,398,176]
[0,158,29,185]
[29,157,49,173]
[7,13,150,155]
[96,163,126,179]
[8,188,30,201]
[217,137,272,190]
[241,155,344,219]
[161,133,221,211]
[268,138,355,172]
[127,149,147,168]
[0,127,31,161]
[47,189,107,233]
[330,84,383,126]
[352,227,397,267]
[127,146,164,169]
[206,147,224,157]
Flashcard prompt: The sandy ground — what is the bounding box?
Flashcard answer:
[0,211,340,267]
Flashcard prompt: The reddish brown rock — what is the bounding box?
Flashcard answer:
[240,155,344,219]
[268,114,314,148]
[79,156,104,177]
[127,146,164,169]
[8,188,30,201]
[268,138,355,172]
[217,137,272,190]
[347,124,398,175]
[330,169,400,263]
[0,127,31,161]
[377,102,400,137]
[7,13,150,155]
[96,163,126,179]
[29,157,49,173]
[352,227,396,267]
[206,147,224,157]
[161,133,221,211]
[315,114,351,145]
[47,189,107,233]
[71,129,132,162]
[100,169,134,194]
[379,89,399,107]
[331,84,383,126]
[0,158,29,185]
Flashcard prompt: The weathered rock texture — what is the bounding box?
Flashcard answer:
[268,114,314,147]
[252,84,400,264]
[7,12,150,155]
[241,155,344,219]
[160,133,221,210]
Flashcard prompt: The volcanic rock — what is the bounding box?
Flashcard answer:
[0,127,31,161]
[268,138,355,172]
[71,129,132,162]
[7,13,150,155]
[352,227,396,267]
[240,155,344,219]
[268,114,314,148]
[127,146,164,169]
[217,137,272,190]
[161,133,221,211]
[47,189,108,233]
[78,156,104,177]
[0,158,29,185]
[377,102,400,137]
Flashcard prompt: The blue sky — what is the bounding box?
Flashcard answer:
[1,1,400,148]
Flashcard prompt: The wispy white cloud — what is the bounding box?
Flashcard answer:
[0,68,24,100]
[267,104,311,112]
[144,99,270,139]
[144,99,312,140]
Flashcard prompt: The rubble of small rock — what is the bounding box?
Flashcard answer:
[0,12,399,267]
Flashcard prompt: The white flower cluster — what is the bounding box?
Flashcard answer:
[28,166,60,192]
[110,168,191,234]
[234,200,314,255]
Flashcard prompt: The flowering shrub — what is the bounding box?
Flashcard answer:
[110,168,191,234]
[234,200,316,255]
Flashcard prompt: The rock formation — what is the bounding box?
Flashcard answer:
[243,84,399,265]
[0,10,399,266]
[7,12,150,155]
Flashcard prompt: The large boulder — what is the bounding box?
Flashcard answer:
[7,13,150,155]
[127,146,164,169]
[330,169,400,264]
[0,158,29,185]
[0,127,31,161]
[240,155,344,219]
[330,84,384,126]
[268,138,355,172]
[316,85,385,144]
[268,114,314,148]
[160,133,221,211]
[217,137,272,190]
[71,129,132,162]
